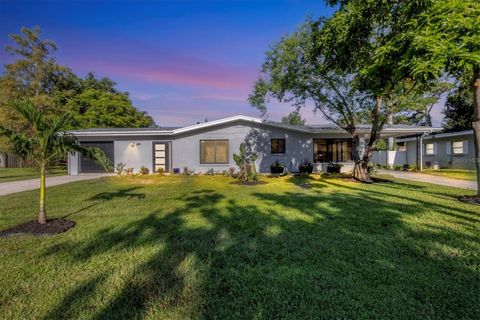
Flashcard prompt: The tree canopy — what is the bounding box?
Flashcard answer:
[0,26,155,153]
[281,110,306,126]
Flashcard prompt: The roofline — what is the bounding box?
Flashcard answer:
[68,115,441,137]
[396,129,473,142]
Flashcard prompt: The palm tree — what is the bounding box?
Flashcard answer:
[0,99,111,224]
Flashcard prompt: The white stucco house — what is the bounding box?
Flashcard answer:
[67,115,439,175]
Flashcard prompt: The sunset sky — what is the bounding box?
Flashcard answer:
[0,0,445,127]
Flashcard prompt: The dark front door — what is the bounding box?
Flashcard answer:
[79,141,114,173]
[153,142,171,173]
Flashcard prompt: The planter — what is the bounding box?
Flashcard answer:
[326,166,341,174]
[299,166,313,174]
[270,166,284,174]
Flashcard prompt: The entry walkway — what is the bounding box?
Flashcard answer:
[377,170,477,191]
[0,174,111,196]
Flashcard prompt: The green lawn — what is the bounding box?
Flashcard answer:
[422,169,477,181]
[0,167,67,183]
[0,175,479,319]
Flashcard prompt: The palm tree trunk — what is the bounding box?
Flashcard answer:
[472,67,480,196]
[38,161,47,224]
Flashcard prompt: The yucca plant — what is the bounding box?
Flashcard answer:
[0,99,111,224]
[233,143,258,182]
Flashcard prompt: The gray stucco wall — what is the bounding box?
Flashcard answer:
[69,121,353,174]
[404,134,475,169]
[171,122,318,173]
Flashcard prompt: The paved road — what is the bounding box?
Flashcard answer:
[378,170,477,191]
[0,174,112,196]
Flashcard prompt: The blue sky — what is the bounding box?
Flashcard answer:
[0,0,444,126]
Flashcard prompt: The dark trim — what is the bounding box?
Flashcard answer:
[199,139,229,164]
[270,138,286,154]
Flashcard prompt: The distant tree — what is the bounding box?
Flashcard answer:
[0,26,155,141]
[66,76,154,128]
[442,85,474,132]
[0,100,110,224]
[281,110,305,125]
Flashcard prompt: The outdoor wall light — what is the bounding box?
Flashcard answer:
[131,142,135,147]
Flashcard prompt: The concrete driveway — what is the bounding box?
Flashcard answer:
[377,170,477,191]
[0,174,112,196]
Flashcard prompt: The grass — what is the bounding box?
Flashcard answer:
[0,174,479,319]
[422,169,477,181]
[0,167,67,183]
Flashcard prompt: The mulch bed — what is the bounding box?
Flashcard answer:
[0,218,75,237]
[230,181,268,186]
[458,195,480,205]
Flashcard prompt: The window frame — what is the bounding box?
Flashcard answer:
[452,141,464,155]
[199,139,229,164]
[425,143,435,155]
[271,138,286,154]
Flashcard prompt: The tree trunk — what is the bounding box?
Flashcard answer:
[472,67,480,196]
[351,134,372,183]
[38,162,47,224]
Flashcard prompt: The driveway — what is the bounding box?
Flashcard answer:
[378,170,477,191]
[0,174,111,196]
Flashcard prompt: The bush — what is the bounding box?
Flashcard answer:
[115,162,126,175]
[157,167,165,175]
[299,159,313,174]
[206,168,215,176]
[326,162,343,174]
[125,168,134,176]
[183,167,194,175]
[393,164,403,171]
[270,160,284,174]
[140,166,149,175]
[233,143,257,182]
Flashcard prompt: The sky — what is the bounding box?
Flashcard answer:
[0,0,444,127]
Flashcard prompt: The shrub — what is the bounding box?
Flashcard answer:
[299,159,314,174]
[393,164,403,171]
[115,162,126,175]
[125,168,134,176]
[206,168,215,176]
[233,143,258,182]
[157,167,165,175]
[270,160,284,174]
[140,166,149,175]
[183,167,194,175]
[326,162,343,174]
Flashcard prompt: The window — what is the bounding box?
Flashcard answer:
[452,141,464,154]
[425,143,435,155]
[271,139,286,154]
[200,140,229,164]
[313,139,352,162]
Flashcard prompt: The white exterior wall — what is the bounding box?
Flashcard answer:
[114,140,153,173]
[372,151,407,166]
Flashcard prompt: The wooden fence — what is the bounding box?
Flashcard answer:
[0,154,31,168]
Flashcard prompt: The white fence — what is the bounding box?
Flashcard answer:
[372,151,406,166]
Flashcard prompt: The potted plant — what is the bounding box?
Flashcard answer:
[326,162,343,174]
[270,160,284,174]
[299,159,313,174]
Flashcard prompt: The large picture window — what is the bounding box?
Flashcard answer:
[271,139,286,154]
[200,140,229,164]
[313,139,352,162]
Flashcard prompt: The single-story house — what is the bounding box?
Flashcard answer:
[396,130,476,170]
[67,115,439,175]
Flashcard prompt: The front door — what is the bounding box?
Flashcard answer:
[153,142,171,173]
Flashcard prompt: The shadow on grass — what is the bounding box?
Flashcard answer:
[43,181,480,319]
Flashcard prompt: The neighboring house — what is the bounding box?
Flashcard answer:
[396,130,475,170]
[67,115,438,175]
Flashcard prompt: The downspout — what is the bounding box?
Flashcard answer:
[419,131,431,172]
